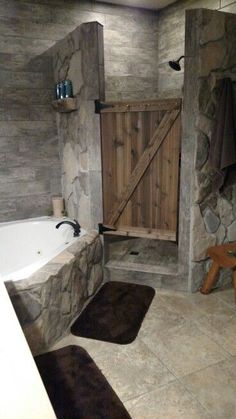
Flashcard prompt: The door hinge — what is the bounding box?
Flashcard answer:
[95,100,114,114]
[98,223,116,235]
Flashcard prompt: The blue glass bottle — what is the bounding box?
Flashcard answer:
[55,82,64,100]
[63,80,73,98]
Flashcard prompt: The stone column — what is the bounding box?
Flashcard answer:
[51,22,105,230]
[182,9,236,291]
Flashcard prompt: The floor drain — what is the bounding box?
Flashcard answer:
[129,251,139,256]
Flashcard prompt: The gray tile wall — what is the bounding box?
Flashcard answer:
[0,0,159,222]
[3,0,234,222]
[157,0,236,98]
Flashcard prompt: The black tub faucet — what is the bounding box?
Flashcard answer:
[56,219,81,237]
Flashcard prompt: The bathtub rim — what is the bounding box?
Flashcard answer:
[0,215,75,227]
[0,216,90,283]
[4,229,100,293]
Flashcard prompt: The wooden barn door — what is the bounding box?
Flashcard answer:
[99,98,181,241]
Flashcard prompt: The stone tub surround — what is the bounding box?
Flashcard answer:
[179,8,236,292]
[5,231,103,355]
[51,22,104,231]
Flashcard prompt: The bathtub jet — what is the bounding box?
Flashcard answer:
[56,219,81,237]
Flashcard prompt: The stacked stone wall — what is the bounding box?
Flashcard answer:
[51,22,104,230]
[6,232,103,355]
[184,9,236,290]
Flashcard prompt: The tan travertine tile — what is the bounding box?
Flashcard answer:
[50,332,176,402]
[125,380,212,419]
[157,292,204,320]
[182,358,236,419]
[90,339,176,402]
[49,333,114,359]
[158,290,236,324]
[140,294,188,338]
[215,288,236,307]
[193,315,236,356]
[140,321,228,377]
[48,288,236,418]
[190,294,236,320]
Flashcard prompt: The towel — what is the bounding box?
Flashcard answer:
[209,78,236,192]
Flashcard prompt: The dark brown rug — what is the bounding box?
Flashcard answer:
[35,345,131,419]
[71,281,155,344]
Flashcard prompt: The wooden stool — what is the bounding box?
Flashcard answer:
[200,243,236,298]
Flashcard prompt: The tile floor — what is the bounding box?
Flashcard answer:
[50,286,236,419]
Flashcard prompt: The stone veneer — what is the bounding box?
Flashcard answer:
[51,22,104,230]
[5,231,103,355]
[180,8,236,291]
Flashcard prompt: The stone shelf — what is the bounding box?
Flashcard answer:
[52,98,78,113]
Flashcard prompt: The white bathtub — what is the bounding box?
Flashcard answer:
[0,217,86,282]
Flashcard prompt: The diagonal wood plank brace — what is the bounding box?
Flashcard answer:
[108,108,181,227]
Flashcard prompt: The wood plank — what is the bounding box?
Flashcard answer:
[103,226,176,241]
[101,112,117,224]
[151,111,162,228]
[160,125,170,230]
[150,111,163,229]
[130,111,140,227]
[100,99,182,114]
[169,113,181,231]
[115,112,125,225]
[108,108,181,227]
[141,111,151,228]
[122,111,132,226]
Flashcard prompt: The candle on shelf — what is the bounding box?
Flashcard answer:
[52,196,64,218]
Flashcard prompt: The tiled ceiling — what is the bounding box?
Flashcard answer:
[95,0,178,10]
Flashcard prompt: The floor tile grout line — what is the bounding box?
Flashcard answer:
[54,333,179,406]
[48,289,236,417]
[220,1,236,11]
[86,337,178,406]
[177,376,215,419]
[142,299,234,363]
[158,288,236,315]
[93,331,229,418]
[138,334,231,386]
[122,378,181,405]
[175,358,234,419]
[190,317,235,360]
[140,296,234,366]
[122,382,175,406]
[124,372,214,419]
[213,290,236,309]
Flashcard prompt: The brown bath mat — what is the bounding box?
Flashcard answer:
[71,281,155,344]
[35,345,131,419]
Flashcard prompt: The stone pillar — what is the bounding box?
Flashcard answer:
[51,22,105,230]
[181,9,236,291]
[178,9,202,289]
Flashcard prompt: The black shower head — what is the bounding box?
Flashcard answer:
[168,56,185,71]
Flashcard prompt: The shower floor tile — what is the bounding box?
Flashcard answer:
[105,237,178,268]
